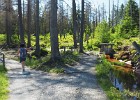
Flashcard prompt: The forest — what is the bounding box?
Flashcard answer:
[1,0,140,100]
[0,0,139,58]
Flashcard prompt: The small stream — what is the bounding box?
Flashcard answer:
[109,70,140,100]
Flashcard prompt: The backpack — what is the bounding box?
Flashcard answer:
[20,48,26,58]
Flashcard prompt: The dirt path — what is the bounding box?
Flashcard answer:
[6,54,107,100]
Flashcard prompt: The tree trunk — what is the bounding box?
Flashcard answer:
[23,0,25,34]
[79,0,84,53]
[98,5,100,23]
[27,0,31,47]
[109,0,110,27]
[35,0,40,57]
[139,0,140,36]
[50,0,61,61]
[112,0,114,27]
[72,0,77,48]
[5,0,12,45]
[116,0,119,25]
[95,8,98,27]
[18,0,24,43]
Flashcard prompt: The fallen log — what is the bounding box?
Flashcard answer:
[132,41,140,53]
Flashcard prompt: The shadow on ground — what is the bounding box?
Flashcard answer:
[6,54,107,100]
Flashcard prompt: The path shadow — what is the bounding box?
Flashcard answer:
[7,54,106,100]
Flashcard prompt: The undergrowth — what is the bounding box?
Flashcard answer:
[25,51,79,73]
[0,65,9,100]
[96,57,125,100]
[96,56,140,100]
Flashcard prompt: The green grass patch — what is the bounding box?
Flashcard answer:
[0,65,9,100]
[25,51,79,74]
[61,51,79,66]
[49,67,64,73]
[46,67,64,74]
[25,55,65,73]
[96,57,140,99]
[96,58,125,100]
[25,57,40,67]
[111,61,125,66]
[0,34,6,45]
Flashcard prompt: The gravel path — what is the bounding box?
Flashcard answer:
[6,54,107,100]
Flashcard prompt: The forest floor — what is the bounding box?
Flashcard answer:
[5,51,107,100]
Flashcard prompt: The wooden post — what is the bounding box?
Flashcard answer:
[64,46,66,53]
[3,53,5,68]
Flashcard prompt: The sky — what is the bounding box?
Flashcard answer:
[64,0,139,12]
[21,0,140,17]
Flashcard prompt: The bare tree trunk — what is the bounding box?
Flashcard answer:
[23,0,25,34]
[5,0,12,45]
[35,0,40,57]
[79,0,84,53]
[50,0,61,61]
[139,0,140,36]
[112,0,114,26]
[27,0,31,47]
[95,8,98,27]
[109,0,110,27]
[98,5,100,23]
[18,0,24,43]
[102,3,105,20]
[59,0,64,38]
[116,0,119,25]
[72,0,77,48]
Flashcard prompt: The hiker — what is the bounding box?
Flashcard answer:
[17,43,32,72]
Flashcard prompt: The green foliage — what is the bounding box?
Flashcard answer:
[61,51,79,66]
[0,65,9,100]
[84,25,91,41]
[93,21,110,47]
[59,35,73,48]
[49,67,64,73]
[11,34,20,44]
[25,57,40,68]
[119,16,139,38]
[111,61,125,66]
[124,0,139,27]
[0,34,6,45]
[41,34,51,47]
[107,87,125,100]
[26,51,79,73]
[85,43,93,50]
[96,56,139,99]
[113,0,139,38]
[27,56,65,73]
[96,58,125,100]
[96,57,113,76]
[124,90,140,99]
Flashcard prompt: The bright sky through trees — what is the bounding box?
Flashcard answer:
[65,0,139,13]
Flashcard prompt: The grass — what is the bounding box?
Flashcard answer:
[25,51,79,74]
[96,57,125,100]
[61,51,79,65]
[0,65,9,100]
[96,57,140,99]
[111,61,125,66]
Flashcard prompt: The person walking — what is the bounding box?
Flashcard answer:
[17,43,31,72]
